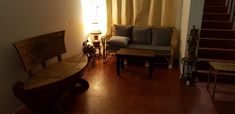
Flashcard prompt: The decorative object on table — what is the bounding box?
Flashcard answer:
[187,25,199,60]
[82,40,96,64]
[90,28,102,57]
[181,25,200,86]
[89,4,102,57]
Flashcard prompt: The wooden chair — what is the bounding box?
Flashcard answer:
[13,30,89,114]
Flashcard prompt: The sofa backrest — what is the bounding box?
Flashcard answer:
[114,25,132,38]
[112,25,173,46]
[151,27,173,46]
[132,27,152,44]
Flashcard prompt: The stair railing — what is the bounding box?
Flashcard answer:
[228,0,235,21]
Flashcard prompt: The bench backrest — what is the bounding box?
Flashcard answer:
[13,30,66,73]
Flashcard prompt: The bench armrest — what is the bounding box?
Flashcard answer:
[169,27,177,68]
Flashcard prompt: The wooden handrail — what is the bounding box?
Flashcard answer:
[228,0,235,21]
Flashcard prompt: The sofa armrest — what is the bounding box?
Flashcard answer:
[101,33,112,59]
[169,27,177,68]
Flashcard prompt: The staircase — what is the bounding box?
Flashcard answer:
[198,0,235,79]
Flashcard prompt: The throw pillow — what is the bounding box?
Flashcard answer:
[106,36,130,48]
[114,25,132,38]
[152,27,172,46]
[132,27,151,44]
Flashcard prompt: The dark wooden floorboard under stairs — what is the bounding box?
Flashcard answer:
[198,0,235,80]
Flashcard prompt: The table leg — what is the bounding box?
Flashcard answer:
[187,62,193,86]
[207,67,212,90]
[180,61,185,79]
[121,58,124,69]
[148,60,153,79]
[212,71,218,98]
[98,47,101,57]
[116,56,120,76]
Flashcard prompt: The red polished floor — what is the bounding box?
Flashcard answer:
[16,58,235,114]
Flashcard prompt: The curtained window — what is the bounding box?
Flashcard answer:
[106,0,177,29]
[82,0,107,36]
[81,0,178,35]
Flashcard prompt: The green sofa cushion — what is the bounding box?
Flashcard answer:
[114,25,133,38]
[106,36,130,48]
[152,27,172,46]
[132,27,151,44]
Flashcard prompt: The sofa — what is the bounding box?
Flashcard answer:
[101,25,177,68]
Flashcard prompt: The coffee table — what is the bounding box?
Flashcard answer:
[116,48,156,78]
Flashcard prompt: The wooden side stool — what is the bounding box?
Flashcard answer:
[207,62,235,98]
[82,40,96,64]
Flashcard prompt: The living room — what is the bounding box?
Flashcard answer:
[1,0,235,114]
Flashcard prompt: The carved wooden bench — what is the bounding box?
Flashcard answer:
[13,30,89,114]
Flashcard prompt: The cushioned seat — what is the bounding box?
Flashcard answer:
[127,44,171,51]
[106,36,130,48]
[127,44,171,56]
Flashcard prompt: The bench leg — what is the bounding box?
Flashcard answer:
[212,71,218,98]
[207,67,212,90]
[148,60,154,79]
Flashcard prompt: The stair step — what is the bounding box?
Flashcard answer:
[204,6,228,13]
[198,48,235,60]
[201,21,233,29]
[200,29,235,39]
[197,58,235,71]
[199,58,235,63]
[199,38,235,49]
[200,37,235,41]
[203,13,230,21]
[204,0,226,6]
[199,47,235,51]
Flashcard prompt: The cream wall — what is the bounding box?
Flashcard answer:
[0,0,86,113]
[180,0,191,59]
[179,0,204,70]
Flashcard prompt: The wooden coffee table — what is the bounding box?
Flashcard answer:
[116,48,156,78]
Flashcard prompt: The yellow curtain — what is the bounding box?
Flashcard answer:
[106,0,177,32]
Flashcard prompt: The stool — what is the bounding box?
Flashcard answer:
[207,62,235,98]
[83,40,96,64]
[181,57,199,86]
[93,40,101,57]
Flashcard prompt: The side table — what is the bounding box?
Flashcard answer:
[92,40,101,57]
[181,57,199,86]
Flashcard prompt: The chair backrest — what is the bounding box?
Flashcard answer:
[13,30,66,72]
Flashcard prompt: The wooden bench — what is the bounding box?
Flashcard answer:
[13,30,89,114]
